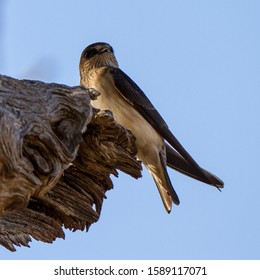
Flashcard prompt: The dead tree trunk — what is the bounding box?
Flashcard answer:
[0,75,142,251]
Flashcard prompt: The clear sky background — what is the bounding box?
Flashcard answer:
[0,0,259,260]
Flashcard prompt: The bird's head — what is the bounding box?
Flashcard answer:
[80,42,119,75]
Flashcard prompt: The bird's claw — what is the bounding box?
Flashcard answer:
[87,88,101,100]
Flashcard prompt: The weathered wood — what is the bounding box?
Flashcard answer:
[0,75,142,251]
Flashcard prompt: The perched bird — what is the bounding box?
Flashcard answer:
[79,42,224,213]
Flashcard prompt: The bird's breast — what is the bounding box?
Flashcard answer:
[87,72,163,163]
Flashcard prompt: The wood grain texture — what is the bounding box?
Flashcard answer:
[0,75,141,251]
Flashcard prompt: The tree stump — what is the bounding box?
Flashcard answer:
[0,75,142,251]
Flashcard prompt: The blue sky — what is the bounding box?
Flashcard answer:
[0,0,259,259]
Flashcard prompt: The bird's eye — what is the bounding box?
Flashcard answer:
[84,49,98,59]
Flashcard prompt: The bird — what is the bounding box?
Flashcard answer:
[79,42,224,213]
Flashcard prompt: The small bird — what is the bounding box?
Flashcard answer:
[79,42,224,213]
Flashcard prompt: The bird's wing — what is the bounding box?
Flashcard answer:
[108,66,219,187]
[165,143,224,188]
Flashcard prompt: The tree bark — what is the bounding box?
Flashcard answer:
[0,75,142,251]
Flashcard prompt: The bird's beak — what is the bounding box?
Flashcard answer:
[100,48,110,54]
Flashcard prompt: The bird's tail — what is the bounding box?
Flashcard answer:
[145,152,180,213]
[165,143,224,189]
